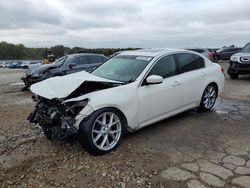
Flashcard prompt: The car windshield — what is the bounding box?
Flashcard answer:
[92,55,153,82]
[53,56,67,65]
[216,48,226,53]
[242,43,250,53]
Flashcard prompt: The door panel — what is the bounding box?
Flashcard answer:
[175,53,206,108]
[137,55,182,125]
[138,76,182,124]
[179,70,206,108]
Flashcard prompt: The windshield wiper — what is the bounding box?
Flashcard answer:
[124,78,134,84]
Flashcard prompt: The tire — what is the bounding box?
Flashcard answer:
[198,84,217,112]
[229,73,239,80]
[227,64,239,80]
[78,108,124,155]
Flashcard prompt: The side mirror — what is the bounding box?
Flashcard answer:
[69,63,76,69]
[146,75,163,85]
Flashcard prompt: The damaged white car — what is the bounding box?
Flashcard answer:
[28,49,225,155]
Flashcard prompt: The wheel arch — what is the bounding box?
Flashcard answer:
[198,82,218,111]
[198,81,219,107]
[208,82,218,97]
[79,105,131,132]
[99,106,130,132]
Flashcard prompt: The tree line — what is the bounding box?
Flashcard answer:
[0,41,139,60]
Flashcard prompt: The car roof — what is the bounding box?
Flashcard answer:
[66,53,105,58]
[120,48,191,57]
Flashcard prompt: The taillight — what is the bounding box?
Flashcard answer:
[221,67,224,73]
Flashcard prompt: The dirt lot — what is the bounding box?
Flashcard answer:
[0,63,250,188]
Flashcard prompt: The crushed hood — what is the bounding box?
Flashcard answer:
[30,71,121,100]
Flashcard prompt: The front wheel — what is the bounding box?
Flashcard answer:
[78,108,124,155]
[198,84,217,111]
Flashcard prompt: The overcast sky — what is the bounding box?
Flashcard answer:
[0,0,250,48]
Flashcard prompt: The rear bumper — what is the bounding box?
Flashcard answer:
[228,61,250,74]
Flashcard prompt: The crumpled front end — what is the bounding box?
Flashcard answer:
[28,72,122,140]
[28,96,88,140]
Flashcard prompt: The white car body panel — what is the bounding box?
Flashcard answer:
[65,82,140,129]
[31,49,225,131]
[30,71,121,100]
[138,74,182,126]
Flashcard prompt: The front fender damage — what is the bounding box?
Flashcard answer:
[74,104,95,129]
[28,78,121,140]
[28,97,80,140]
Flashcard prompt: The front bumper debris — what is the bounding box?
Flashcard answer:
[28,97,78,140]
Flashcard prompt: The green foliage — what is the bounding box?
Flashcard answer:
[0,41,140,60]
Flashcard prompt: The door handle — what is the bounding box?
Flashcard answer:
[172,81,181,87]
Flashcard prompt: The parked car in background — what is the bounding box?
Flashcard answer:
[215,46,241,61]
[8,61,23,69]
[0,62,4,67]
[22,53,107,90]
[2,61,12,68]
[1,63,7,68]
[228,42,250,79]
[28,49,224,155]
[187,48,215,62]
[21,61,43,69]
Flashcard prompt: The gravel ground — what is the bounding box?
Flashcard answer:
[0,63,250,188]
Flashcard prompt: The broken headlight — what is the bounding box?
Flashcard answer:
[64,99,89,116]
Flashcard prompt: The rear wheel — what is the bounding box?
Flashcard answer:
[198,84,217,111]
[78,108,124,155]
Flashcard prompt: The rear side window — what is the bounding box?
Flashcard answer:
[148,55,177,78]
[176,53,204,73]
[88,55,103,64]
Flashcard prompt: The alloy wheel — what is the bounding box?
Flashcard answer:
[202,85,216,109]
[91,112,122,151]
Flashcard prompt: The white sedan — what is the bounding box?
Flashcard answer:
[29,49,225,155]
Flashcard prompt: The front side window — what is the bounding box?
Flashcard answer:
[176,53,204,73]
[148,55,177,78]
[92,55,152,82]
[72,56,88,65]
[53,56,67,66]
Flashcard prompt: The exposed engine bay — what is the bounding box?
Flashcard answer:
[28,80,122,140]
